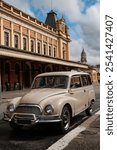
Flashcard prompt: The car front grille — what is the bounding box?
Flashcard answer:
[15,104,42,117]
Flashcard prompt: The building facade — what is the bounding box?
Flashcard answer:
[0,0,89,91]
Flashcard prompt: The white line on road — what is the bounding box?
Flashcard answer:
[47,110,100,150]
[47,126,86,150]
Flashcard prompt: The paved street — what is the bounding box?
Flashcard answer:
[0,85,100,150]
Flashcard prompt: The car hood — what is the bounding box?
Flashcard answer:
[20,88,68,104]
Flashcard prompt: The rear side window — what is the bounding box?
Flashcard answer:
[81,75,92,86]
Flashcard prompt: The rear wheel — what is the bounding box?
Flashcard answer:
[85,106,93,116]
[60,106,71,134]
[85,101,94,116]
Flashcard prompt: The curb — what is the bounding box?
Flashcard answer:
[47,111,100,150]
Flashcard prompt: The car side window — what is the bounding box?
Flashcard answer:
[81,75,92,86]
[87,75,92,85]
[70,76,82,89]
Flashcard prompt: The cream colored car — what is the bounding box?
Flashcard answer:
[4,71,95,133]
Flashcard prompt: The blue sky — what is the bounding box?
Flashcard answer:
[4,0,100,65]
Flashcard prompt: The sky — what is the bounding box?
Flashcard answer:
[4,0,100,65]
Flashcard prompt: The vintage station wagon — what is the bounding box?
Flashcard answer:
[4,71,95,133]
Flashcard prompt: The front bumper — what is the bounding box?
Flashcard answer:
[3,112,61,126]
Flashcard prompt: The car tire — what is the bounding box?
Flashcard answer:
[60,106,71,134]
[9,122,23,130]
[85,106,93,116]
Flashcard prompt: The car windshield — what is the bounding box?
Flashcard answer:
[32,75,68,89]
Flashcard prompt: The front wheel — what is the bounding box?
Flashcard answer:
[60,106,71,134]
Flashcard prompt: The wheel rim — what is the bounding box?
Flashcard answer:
[89,107,93,113]
[62,108,70,131]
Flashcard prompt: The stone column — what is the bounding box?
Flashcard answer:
[0,18,4,45]
[20,25,22,49]
[11,22,14,47]
[41,35,43,55]
[35,32,37,53]
[28,29,30,52]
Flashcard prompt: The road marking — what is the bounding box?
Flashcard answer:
[47,126,86,150]
[47,110,100,150]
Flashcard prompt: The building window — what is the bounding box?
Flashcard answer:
[14,34,18,49]
[54,47,56,57]
[63,50,66,60]
[23,37,27,50]
[49,45,52,56]
[4,31,9,46]
[43,44,47,55]
[37,42,41,54]
[31,40,34,52]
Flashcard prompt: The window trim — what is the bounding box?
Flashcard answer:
[14,33,19,49]
[30,39,35,52]
[37,41,41,54]
[70,75,82,89]
[49,45,52,56]
[4,30,10,47]
[43,43,47,55]
[53,47,56,57]
[23,36,27,50]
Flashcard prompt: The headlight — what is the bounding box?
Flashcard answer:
[7,104,15,112]
[44,104,54,114]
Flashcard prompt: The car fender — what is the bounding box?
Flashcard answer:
[7,97,22,109]
[51,95,76,117]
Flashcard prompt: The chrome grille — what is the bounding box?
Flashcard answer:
[14,114,34,120]
[15,105,42,116]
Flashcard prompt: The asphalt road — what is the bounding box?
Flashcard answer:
[0,85,100,150]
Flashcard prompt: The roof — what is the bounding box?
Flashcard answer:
[45,10,57,29]
[36,71,89,78]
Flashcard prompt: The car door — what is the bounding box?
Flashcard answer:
[80,74,91,109]
[70,75,87,114]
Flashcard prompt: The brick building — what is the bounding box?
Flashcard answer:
[0,0,89,91]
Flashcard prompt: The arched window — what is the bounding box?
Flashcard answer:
[43,44,47,55]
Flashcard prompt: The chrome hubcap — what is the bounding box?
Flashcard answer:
[62,109,70,130]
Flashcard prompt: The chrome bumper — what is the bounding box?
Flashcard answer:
[3,112,61,125]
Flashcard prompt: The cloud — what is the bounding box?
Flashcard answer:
[69,2,100,64]
[31,0,100,65]
[4,0,35,17]
[4,0,100,65]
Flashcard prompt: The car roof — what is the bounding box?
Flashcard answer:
[35,71,89,78]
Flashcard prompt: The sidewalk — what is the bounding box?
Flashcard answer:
[47,112,100,150]
[0,89,30,104]
[64,115,100,150]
